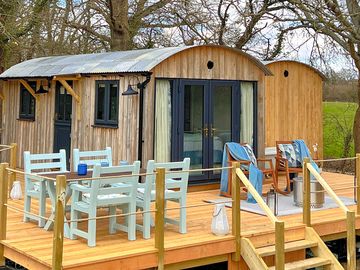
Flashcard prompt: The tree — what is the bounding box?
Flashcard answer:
[165,0,295,60]
[66,0,175,51]
[281,0,360,154]
[0,0,50,69]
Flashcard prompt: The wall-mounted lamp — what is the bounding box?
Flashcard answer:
[122,74,151,96]
[122,84,139,96]
[36,79,50,94]
[121,73,152,162]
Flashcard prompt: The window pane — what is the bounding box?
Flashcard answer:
[213,85,232,173]
[57,92,65,120]
[97,83,106,120]
[29,94,35,116]
[108,83,118,121]
[65,93,72,121]
[154,80,172,162]
[20,90,27,114]
[240,82,254,146]
[19,86,35,119]
[184,85,203,175]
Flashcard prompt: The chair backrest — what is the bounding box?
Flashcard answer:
[23,149,67,190]
[73,147,112,171]
[24,149,67,174]
[144,158,190,198]
[275,140,302,168]
[240,143,257,167]
[89,161,140,205]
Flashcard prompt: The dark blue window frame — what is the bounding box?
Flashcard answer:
[94,80,119,127]
[19,82,36,120]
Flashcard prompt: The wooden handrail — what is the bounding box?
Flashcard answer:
[356,153,360,215]
[305,160,356,270]
[235,167,284,270]
[0,163,9,267]
[8,143,17,198]
[52,175,66,270]
[303,158,311,226]
[236,168,279,225]
[155,168,165,270]
[231,162,241,262]
[306,163,349,213]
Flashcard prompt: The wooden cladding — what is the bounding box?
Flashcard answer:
[2,76,140,168]
[145,46,267,160]
[265,61,323,157]
[2,81,55,167]
[1,46,269,167]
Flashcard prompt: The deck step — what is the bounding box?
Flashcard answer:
[268,257,331,270]
[257,240,318,257]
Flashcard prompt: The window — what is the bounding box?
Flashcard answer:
[19,82,36,120]
[94,80,119,127]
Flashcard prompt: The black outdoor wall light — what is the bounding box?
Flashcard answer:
[36,79,50,94]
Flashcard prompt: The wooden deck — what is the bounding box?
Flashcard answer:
[2,172,359,270]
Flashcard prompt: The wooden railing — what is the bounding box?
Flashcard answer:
[303,157,357,270]
[235,165,285,270]
[0,143,17,267]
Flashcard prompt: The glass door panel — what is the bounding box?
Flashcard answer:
[211,85,232,175]
[172,79,248,184]
[183,84,205,176]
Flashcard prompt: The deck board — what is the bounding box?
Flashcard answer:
[2,171,359,269]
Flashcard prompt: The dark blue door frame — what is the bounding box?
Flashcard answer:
[53,82,72,169]
[171,79,256,184]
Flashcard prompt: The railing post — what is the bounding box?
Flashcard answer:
[356,153,360,215]
[303,157,311,226]
[346,210,356,270]
[8,143,17,198]
[231,162,241,262]
[275,221,285,270]
[52,175,66,270]
[155,168,165,270]
[0,163,9,266]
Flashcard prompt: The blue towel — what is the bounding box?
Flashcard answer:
[220,142,263,203]
[293,139,320,179]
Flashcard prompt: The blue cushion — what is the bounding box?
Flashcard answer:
[278,143,301,168]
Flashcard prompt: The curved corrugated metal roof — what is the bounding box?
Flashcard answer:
[0,45,272,79]
[263,59,326,80]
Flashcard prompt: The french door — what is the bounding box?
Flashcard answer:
[174,80,242,183]
[53,82,72,169]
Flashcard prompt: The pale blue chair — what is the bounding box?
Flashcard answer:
[70,161,140,247]
[23,150,67,227]
[72,147,112,171]
[136,158,190,239]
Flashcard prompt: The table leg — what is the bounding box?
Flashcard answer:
[44,180,71,238]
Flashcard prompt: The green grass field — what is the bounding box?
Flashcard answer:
[323,102,357,158]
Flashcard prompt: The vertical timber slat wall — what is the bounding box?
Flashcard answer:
[1,46,268,168]
[264,61,324,158]
[1,81,56,167]
[147,46,267,162]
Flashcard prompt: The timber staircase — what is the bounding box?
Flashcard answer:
[241,225,344,270]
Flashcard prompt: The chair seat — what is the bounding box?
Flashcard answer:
[137,187,175,200]
[82,192,127,202]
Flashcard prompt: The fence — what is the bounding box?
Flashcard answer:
[0,158,241,270]
[0,145,359,270]
[303,155,359,270]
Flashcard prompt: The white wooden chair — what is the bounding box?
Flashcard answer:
[136,158,190,239]
[72,147,112,171]
[70,161,140,247]
[23,150,67,227]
